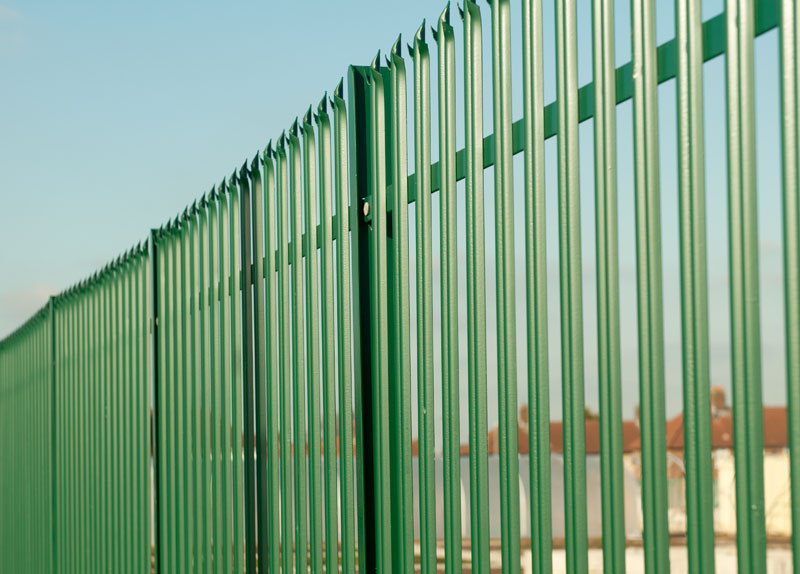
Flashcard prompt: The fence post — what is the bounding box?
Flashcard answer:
[149,230,163,574]
[346,64,384,572]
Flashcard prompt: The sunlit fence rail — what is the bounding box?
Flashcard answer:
[1,0,799,571]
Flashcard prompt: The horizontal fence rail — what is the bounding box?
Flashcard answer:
[0,0,798,572]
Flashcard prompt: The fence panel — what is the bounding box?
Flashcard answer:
[1,0,799,572]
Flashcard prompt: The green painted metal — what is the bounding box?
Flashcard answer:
[555,0,589,571]
[593,0,626,569]
[387,35,414,574]
[727,0,767,570]
[2,2,796,572]
[409,22,437,574]
[261,145,282,574]
[490,2,521,572]
[433,7,462,572]
[301,110,324,574]
[521,0,553,572]
[461,4,490,573]
[228,172,246,574]
[782,0,800,571]
[217,184,233,574]
[275,135,294,574]
[675,0,716,569]
[316,97,340,574]
[631,0,670,569]
[333,80,357,574]
[367,53,393,574]
[288,121,309,574]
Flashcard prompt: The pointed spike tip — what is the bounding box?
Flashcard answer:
[303,105,313,127]
[334,79,344,100]
[440,3,451,25]
[391,35,402,58]
[317,92,329,115]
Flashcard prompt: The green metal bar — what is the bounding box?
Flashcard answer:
[332,82,357,574]
[208,190,223,574]
[555,0,589,569]
[675,0,716,568]
[102,266,113,574]
[124,257,133,574]
[136,248,147,574]
[130,254,138,574]
[288,121,309,574]
[239,162,258,574]
[727,0,767,569]
[521,0,553,569]
[115,263,125,573]
[302,109,324,574]
[165,226,179,574]
[229,172,246,574]
[81,280,89,574]
[150,232,162,574]
[197,197,212,574]
[433,8,462,571]
[176,215,189,574]
[781,0,800,568]
[489,2,521,571]
[228,171,245,572]
[88,279,98,574]
[189,207,201,574]
[366,54,392,574]
[275,136,294,574]
[316,96,340,574]
[461,4,490,572]
[218,184,233,574]
[169,224,181,574]
[250,155,270,573]
[50,298,58,574]
[632,0,670,567]
[139,250,146,574]
[262,145,281,574]
[70,290,78,574]
[388,36,414,574]
[230,174,247,573]
[593,0,626,568]
[409,24,436,574]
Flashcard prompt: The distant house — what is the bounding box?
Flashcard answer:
[408,386,790,542]
[623,386,791,538]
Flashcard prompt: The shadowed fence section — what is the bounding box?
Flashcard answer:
[1,0,799,572]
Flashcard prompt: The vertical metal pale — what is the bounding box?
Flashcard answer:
[727,0,767,570]
[555,0,589,570]
[675,0,716,569]
[781,0,800,570]
[593,0,626,568]
[410,22,437,574]
[632,0,670,568]
[461,4,491,572]
[434,7,462,572]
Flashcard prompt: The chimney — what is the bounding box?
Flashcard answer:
[711,385,729,418]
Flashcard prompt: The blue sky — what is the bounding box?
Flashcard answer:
[0,0,789,438]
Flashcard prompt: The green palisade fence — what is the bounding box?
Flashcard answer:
[0,0,798,571]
